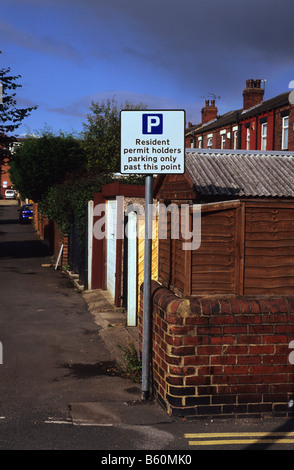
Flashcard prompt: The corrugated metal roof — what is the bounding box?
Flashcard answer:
[185,149,294,198]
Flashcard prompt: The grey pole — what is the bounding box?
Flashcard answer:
[141,174,153,400]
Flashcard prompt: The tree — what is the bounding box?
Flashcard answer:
[9,130,86,202]
[39,173,112,235]
[0,51,37,163]
[82,97,146,173]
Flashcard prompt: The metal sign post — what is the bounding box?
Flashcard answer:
[121,109,185,400]
[141,174,153,399]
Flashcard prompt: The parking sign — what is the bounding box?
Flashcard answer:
[142,113,163,135]
[121,110,185,174]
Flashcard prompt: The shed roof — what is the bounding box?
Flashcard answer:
[185,149,294,199]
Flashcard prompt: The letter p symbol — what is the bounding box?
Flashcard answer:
[142,113,163,134]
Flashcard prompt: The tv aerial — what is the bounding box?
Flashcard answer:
[208,93,221,100]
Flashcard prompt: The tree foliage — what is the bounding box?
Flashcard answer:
[9,96,147,252]
[39,173,113,235]
[0,51,37,163]
[82,97,146,173]
[9,130,86,202]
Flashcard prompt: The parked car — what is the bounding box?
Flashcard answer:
[5,189,15,200]
[19,204,33,223]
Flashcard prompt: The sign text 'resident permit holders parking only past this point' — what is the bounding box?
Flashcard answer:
[120,109,185,400]
[120,109,185,174]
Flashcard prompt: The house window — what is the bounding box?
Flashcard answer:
[261,122,267,151]
[220,130,226,149]
[246,127,250,150]
[232,126,238,150]
[207,134,213,147]
[282,116,289,150]
[221,135,225,149]
[233,130,238,149]
[198,136,202,148]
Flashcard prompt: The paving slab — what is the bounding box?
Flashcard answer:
[69,399,173,426]
[82,289,140,364]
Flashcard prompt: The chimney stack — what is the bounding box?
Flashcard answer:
[201,99,218,124]
[243,79,264,110]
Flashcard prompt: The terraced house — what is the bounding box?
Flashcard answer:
[186,79,294,152]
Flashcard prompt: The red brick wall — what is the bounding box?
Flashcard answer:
[0,160,13,198]
[273,106,294,151]
[53,222,69,268]
[139,281,294,419]
[32,203,54,253]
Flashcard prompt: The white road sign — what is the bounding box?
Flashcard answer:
[120,110,185,174]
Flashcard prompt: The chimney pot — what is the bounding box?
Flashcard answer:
[243,78,264,110]
[201,98,218,124]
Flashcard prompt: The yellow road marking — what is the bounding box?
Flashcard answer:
[188,439,294,446]
[185,432,294,446]
[185,432,294,438]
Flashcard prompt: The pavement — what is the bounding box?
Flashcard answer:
[70,287,174,427]
[81,288,140,367]
[56,265,172,427]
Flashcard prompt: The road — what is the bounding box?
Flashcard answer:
[0,201,293,455]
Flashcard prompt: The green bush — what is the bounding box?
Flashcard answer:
[39,173,112,237]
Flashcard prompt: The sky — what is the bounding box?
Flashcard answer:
[1,0,294,137]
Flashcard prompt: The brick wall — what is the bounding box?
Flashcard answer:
[53,222,69,268]
[139,281,294,419]
[32,203,54,253]
[0,160,13,199]
[274,106,294,151]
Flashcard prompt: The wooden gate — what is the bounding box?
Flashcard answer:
[137,214,158,310]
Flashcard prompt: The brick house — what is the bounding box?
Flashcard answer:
[186,79,293,152]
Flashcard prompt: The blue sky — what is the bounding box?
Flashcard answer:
[1,0,294,137]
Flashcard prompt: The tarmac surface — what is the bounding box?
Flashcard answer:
[1,201,294,451]
[0,200,171,432]
[72,289,171,427]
